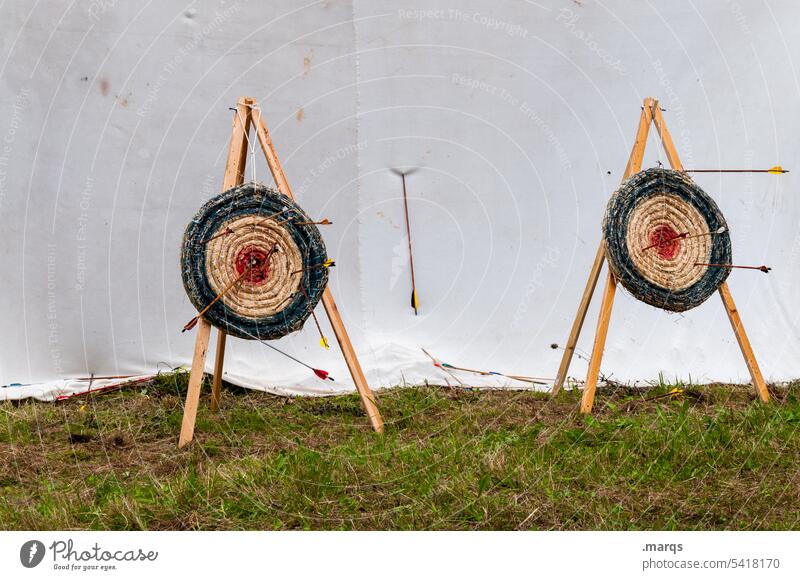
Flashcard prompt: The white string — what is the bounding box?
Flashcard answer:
[235,101,260,185]
[253,105,262,184]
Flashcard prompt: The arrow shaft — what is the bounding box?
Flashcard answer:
[183,242,279,331]
[291,262,332,276]
[685,169,787,173]
[293,220,331,226]
[642,231,688,252]
[695,262,770,272]
[203,226,234,244]
[184,266,250,330]
[401,173,418,314]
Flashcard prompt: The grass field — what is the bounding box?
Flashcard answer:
[1,373,799,530]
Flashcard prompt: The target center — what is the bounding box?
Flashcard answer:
[648,224,681,260]
[235,246,272,285]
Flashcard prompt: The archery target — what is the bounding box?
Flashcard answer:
[181,182,329,340]
[603,168,732,312]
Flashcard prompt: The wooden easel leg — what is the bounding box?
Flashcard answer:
[580,272,617,414]
[179,318,213,448]
[654,100,768,401]
[321,288,384,433]
[552,98,654,396]
[552,242,606,395]
[210,330,227,412]
[252,109,385,433]
[200,97,251,420]
[718,282,770,402]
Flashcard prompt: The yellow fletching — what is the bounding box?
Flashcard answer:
[768,165,785,174]
[323,259,335,268]
[320,337,330,349]
[411,290,419,310]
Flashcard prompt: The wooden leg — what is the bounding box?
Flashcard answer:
[580,272,617,414]
[178,318,213,448]
[252,108,384,433]
[554,98,653,395]
[210,330,227,412]
[552,242,606,395]
[321,288,385,433]
[718,282,770,403]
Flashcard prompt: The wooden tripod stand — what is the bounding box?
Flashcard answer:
[551,97,770,412]
[178,96,384,447]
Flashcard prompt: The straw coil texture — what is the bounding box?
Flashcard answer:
[181,182,328,340]
[603,168,731,312]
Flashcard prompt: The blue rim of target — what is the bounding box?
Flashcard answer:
[602,168,732,312]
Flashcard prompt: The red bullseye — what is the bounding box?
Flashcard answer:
[648,224,681,260]
[235,246,271,285]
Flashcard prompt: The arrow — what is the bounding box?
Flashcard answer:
[259,338,333,380]
[182,267,251,332]
[182,242,278,332]
[421,348,549,385]
[201,209,291,246]
[642,226,727,252]
[276,217,332,226]
[293,218,332,226]
[392,168,420,315]
[203,226,234,245]
[695,262,771,273]
[236,326,334,381]
[684,165,788,174]
[642,231,688,252]
[299,283,330,350]
[290,259,335,276]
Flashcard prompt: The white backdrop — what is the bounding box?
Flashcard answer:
[1,0,798,396]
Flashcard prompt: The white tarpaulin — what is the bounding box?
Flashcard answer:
[1,0,798,399]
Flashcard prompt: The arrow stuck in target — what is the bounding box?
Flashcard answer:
[182,242,279,332]
[290,259,335,276]
[642,227,727,252]
[695,262,771,273]
[684,165,788,174]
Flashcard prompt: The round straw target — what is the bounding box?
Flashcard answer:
[603,168,732,312]
[181,182,329,340]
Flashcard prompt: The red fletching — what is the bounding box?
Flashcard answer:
[313,368,333,381]
[182,317,199,332]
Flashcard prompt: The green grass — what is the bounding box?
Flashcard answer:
[1,372,799,530]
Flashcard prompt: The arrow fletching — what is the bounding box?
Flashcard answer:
[768,165,788,174]
[411,289,419,314]
[313,368,333,381]
[320,336,330,349]
[323,258,336,268]
[182,317,199,332]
